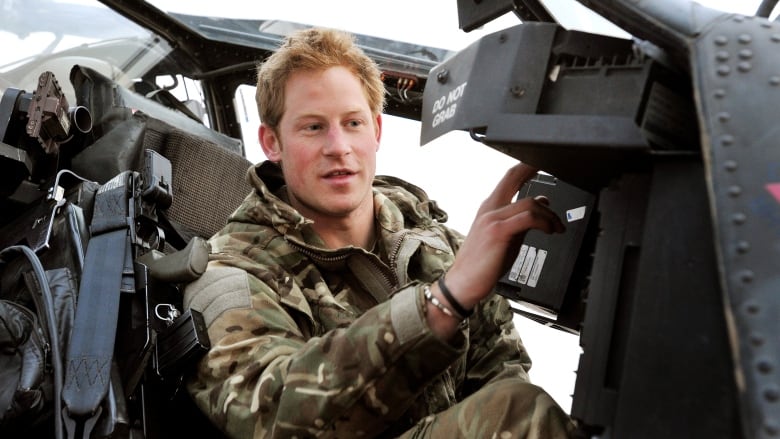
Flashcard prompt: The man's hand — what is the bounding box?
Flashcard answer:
[426,162,565,339]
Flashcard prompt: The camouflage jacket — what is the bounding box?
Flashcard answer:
[184,161,533,438]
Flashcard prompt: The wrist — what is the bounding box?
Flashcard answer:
[438,274,474,319]
[423,283,462,340]
[424,284,463,320]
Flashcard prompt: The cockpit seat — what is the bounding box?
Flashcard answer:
[67,65,253,247]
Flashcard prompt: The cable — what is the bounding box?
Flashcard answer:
[469,128,486,143]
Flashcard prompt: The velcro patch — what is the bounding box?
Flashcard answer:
[184,266,252,327]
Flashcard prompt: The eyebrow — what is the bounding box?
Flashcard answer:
[291,109,367,123]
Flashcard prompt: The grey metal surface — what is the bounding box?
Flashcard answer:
[691,13,780,438]
[585,1,780,437]
[581,0,780,437]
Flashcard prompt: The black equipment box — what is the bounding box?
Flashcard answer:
[496,173,596,332]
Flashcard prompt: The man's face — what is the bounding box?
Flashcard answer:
[260,66,382,222]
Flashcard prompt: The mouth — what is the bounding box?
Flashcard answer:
[323,169,356,178]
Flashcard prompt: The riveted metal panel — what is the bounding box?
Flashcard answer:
[692,13,780,439]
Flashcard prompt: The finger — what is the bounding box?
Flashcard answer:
[533,195,550,206]
[490,197,565,234]
[482,163,539,210]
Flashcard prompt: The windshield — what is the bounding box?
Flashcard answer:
[0,0,172,103]
[147,0,523,51]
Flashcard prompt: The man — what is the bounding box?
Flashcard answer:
[184,27,576,438]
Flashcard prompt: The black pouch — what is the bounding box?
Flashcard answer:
[0,298,48,427]
[0,177,93,437]
[0,260,78,435]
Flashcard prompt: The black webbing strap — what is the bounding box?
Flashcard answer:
[62,171,133,438]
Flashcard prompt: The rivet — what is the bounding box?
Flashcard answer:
[718,112,731,122]
[738,33,753,44]
[734,15,745,23]
[750,332,765,346]
[738,61,752,72]
[716,50,730,61]
[721,134,735,146]
[714,89,727,99]
[724,160,738,171]
[764,386,780,402]
[771,76,780,86]
[772,34,780,43]
[740,269,755,283]
[745,301,760,314]
[736,240,750,253]
[739,49,754,59]
[757,360,773,374]
[764,421,780,436]
[436,69,449,84]
[732,212,747,225]
[761,22,772,29]
[717,65,731,76]
[715,35,729,46]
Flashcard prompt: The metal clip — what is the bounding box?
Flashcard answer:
[154,303,181,326]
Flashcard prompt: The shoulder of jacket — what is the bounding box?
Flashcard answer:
[184,265,252,328]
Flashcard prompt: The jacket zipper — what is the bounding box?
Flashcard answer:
[387,229,411,284]
[286,235,403,292]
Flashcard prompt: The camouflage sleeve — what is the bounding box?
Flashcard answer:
[184,264,467,438]
[434,222,534,396]
[460,293,533,397]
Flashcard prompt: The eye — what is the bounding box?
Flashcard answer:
[347,119,363,128]
[304,123,323,132]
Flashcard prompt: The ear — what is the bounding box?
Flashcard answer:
[259,124,282,161]
[374,113,382,151]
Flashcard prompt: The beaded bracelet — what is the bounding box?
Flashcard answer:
[438,276,474,318]
[423,285,462,320]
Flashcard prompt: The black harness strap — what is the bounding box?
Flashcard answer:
[62,171,133,439]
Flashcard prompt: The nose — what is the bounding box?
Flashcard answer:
[323,126,351,156]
